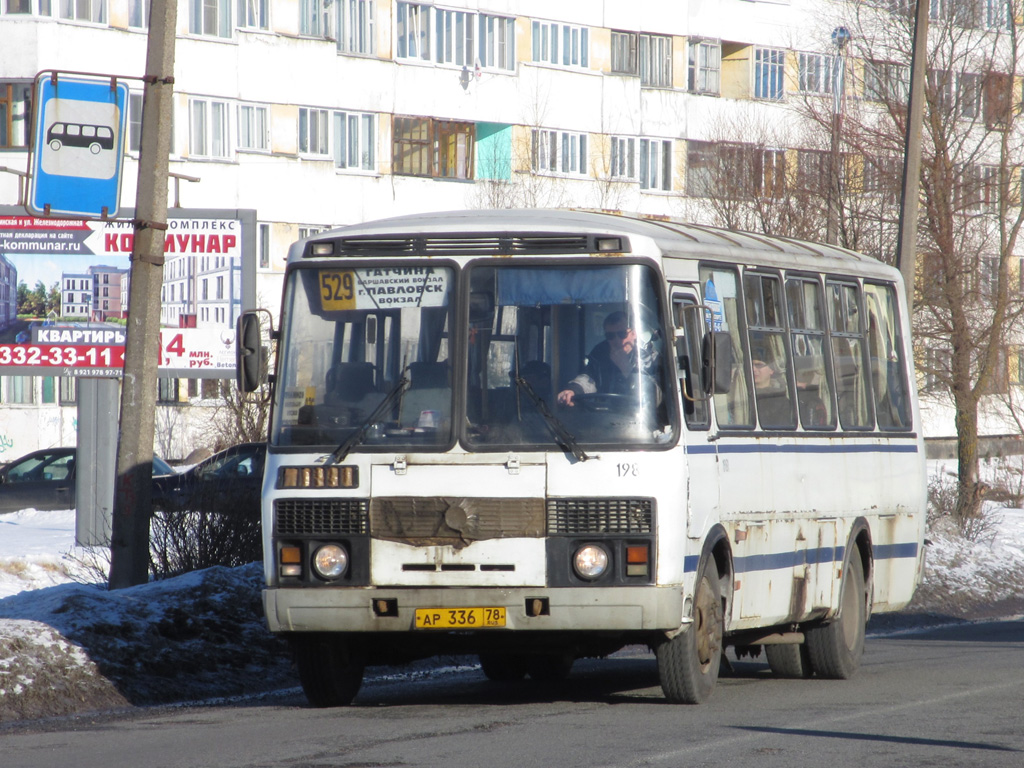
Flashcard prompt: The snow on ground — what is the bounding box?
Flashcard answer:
[0,461,1022,723]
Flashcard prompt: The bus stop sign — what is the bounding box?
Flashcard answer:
[28,73,129,219]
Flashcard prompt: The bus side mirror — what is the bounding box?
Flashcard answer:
[702,331,734,395]
[236,311,266,392]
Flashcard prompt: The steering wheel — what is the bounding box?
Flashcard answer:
[572,393,635,412]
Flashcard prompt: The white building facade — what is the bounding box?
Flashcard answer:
[0,0,1020,458]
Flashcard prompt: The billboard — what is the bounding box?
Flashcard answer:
[0,207,257,377]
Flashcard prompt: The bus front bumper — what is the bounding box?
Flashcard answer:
[264,585,687,635]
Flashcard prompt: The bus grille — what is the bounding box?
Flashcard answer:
[275,498,369,535]
[547,498,654,534]
[370,497,545,542]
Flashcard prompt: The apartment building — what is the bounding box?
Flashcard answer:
[0,0,1021,456]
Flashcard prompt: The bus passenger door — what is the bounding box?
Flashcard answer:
[672,287,719,540]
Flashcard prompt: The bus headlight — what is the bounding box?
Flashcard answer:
[573,544,609,580]
[313,544,349,579]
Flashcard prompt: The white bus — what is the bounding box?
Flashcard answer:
[236,209,926,706]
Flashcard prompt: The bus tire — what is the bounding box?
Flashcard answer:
[479,653,529,681]
[292,635,365,707]
[806,552,866,679]
[656,559,723,704]
[527,652,574,682]
[765,643,813,678]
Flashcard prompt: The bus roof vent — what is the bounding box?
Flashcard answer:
[321,233,623,258]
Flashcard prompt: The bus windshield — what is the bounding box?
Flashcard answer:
[272,265,455,449]
[272,260,675,451]
[465,262,676,449]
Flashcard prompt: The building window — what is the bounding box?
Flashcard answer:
[479,14,515,71]
[157,377,179,403]
[610,136,636,179]
[611,31,637,75]
[258,223,270,268]
[190,98,230,158]
[333,111,375,171]
[531,21,588,68]
[0,81,31,149]
[640,139,671,191]
[755,48,785,100]
[237,0,267,29]
[337,0,375,54]
[392,116,474,179]
[688,40,720,95]
[299,225,326,239]
[127,92,143,152]
[128,0,148,28]
[984,72,1012,129]
[985,0,1011,29]
[299,107,330,156]
[435,7,474,66]
[299,0,324,36]
[397,2,430,60]
[798,52,836,95]
[796,149,830,196]
[59,376,76,405]
[865,60,910,104]
[59,0,105,22]
[4,0,33,12]
[238,104,269,151]
[530,129,587,176]
[7,376,34,404]
[188,0,230,37]
[639,34,672,88]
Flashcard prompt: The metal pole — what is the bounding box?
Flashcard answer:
[108,0,177,589]
[826,27,850,246]
[896,0,929,312]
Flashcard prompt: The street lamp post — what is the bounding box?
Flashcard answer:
[827,26,851,246]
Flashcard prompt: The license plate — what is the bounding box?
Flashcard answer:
[414,607,506,629]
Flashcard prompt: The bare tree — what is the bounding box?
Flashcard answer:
[830,1,1024,521]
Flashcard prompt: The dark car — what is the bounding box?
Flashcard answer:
[0,448,176,514]
[152,442,266,516]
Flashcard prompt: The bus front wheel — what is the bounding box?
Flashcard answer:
[656,559,723,704]
[292,635,365,707]
[805,553,866,679]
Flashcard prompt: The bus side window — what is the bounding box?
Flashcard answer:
[699,265,753,428]
[745,272,796,430]
[827,281,873,429]
[865,283,912,430]
[672,294,710,429]
[786,277,837,430]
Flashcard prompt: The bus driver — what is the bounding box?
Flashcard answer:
[557,311,661,406]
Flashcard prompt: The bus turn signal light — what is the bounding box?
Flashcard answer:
[626,545,649,577]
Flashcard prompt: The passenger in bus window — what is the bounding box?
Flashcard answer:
[751,345,794,428]
[557,310,661,406]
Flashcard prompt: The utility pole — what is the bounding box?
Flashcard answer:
[826,26,850,246]
[108,0,177,589]
[896,0,929,313]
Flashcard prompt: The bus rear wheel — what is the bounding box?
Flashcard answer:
[656,559,723,704]
[478,653,529,681]
[292,635,365,707]
[765,643,813,678]
[805,552,866,679]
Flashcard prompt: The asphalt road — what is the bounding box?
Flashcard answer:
[3,619,1022,768]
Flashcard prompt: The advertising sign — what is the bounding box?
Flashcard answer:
[0,207,257,378]
[28,73,130,219]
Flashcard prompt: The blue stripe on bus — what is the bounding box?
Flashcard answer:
[682,543,918,573]
[685,443,918,455]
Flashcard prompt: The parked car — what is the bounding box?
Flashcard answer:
[0,448,176,514]
[152,442,266,516]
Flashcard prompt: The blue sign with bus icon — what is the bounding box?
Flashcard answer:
[28,73,129,219]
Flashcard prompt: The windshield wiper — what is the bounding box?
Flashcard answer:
[327,374,409,465]
[513,376,591,462]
